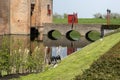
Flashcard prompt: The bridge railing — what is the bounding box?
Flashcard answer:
[101,25,120,37]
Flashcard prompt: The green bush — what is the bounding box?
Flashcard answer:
[0,36,10,76]
[0,36,45,76]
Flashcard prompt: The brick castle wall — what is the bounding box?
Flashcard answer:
[0,0,53,35]
[31,0,53,27]
[10,0,30,34]
[0,0,10,35]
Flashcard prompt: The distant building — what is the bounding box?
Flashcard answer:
[0,0,53,35]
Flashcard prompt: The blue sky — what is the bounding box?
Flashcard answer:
[53,0,120,18]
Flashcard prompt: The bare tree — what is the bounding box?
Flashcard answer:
[93,13,103,18]
[53,13,63,19]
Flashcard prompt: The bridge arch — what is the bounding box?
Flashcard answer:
[43,24,101,36]
[85,30,101,42]
[43,23,102,40]
[48,29,62,40]
[66,30,81,41]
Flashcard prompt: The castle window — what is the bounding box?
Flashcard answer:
[31,3,35,16]
[47,4,51,16]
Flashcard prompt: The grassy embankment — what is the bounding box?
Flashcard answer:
[75,41,120,80]
[13,32,120,80]
[53,18,120,24]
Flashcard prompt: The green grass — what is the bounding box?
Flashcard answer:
[53,18,68,24]
[53,18,120,24]
[13,32,120,80]
[74,41,120,80]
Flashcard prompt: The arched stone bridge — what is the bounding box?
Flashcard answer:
[43,23,102,36]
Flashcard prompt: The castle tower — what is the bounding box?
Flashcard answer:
[31,0,53,27]
[0,0,30,35]
[0,0,53,35]
[41,0,53,24]
[30,0,53,41]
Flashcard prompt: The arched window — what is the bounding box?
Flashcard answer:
[47,4,51,16]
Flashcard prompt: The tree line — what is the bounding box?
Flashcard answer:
[53,12,120,19]
[94,13,120,19]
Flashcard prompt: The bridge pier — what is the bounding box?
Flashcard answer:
[38,27,44,41]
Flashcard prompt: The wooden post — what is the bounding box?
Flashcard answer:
[107,9,111,25]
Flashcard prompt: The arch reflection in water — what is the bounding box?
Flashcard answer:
[43,35,91,61]
[43,35,91,48]
[48,30,61,40]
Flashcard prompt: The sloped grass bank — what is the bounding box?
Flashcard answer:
[15,32,120,80]
[74,42,120,80]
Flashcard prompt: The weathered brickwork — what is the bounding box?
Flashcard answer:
[31,0,53,27]
[10,0,30,34]
[0,0,10,34]
[0,0,53,35]
[41,0,53,24]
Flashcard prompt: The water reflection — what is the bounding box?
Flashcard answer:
[52,46,67,59]
[43,35,90,48]
[43,35,91,59]
[0,35,91,75]
[0,32,114,55]
[0,35,91,60]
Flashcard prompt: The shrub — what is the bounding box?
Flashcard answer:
[0,36,45,76]
[0,36,10,76]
